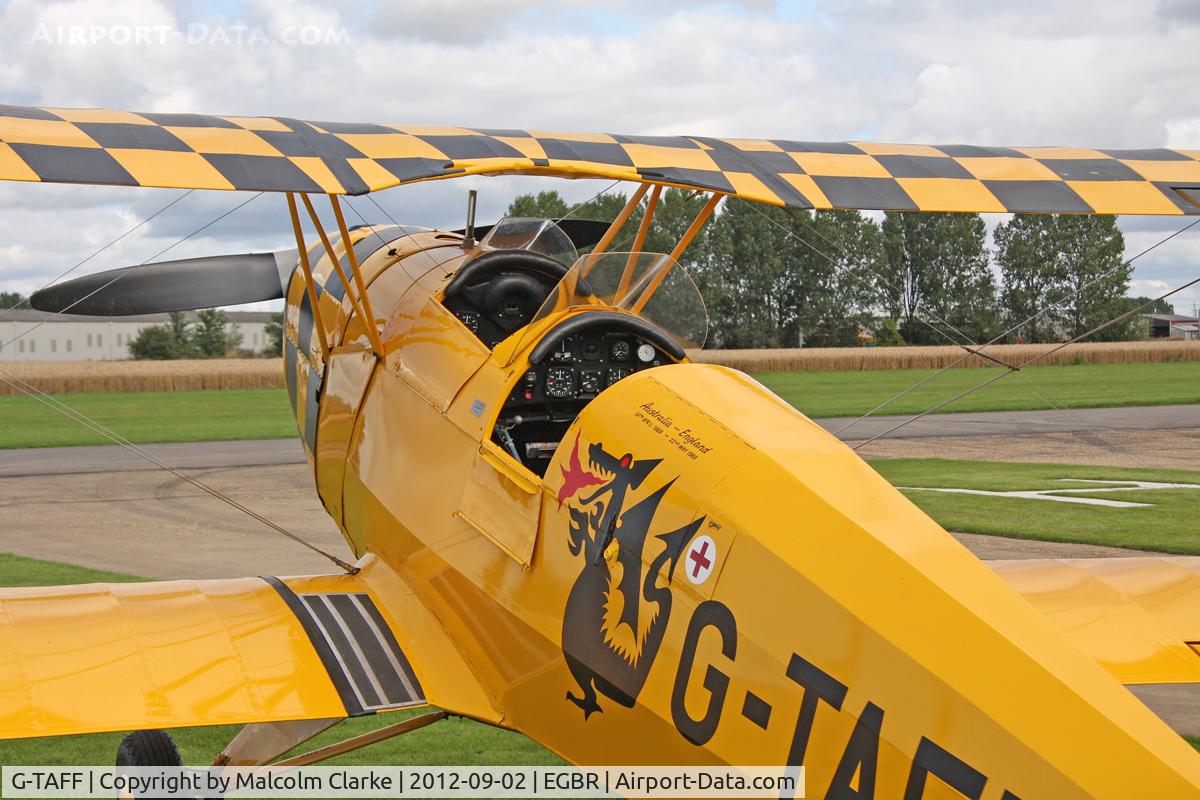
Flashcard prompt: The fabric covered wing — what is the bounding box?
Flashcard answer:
[991,557,1200,684]
[0,105,1198,214]
[0,557,497,740]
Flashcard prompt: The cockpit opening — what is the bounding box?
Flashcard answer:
[442,227,709,479]
[491,311,686,476]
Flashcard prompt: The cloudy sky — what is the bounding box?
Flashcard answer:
[0,0,1198,315]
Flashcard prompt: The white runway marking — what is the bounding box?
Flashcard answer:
[900,479,1200,508]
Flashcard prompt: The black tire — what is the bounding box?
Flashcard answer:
[115,729,182,766]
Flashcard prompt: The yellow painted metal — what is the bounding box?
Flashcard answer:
[0,555,502,741]
[311,240,1200,794]
[0,578,345,739]
[325,242,1200,795]
[992,557,1200,684]
[275,711,447,766]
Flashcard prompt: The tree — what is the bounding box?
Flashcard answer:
[506,190,569,219]
[263,312,284,356]
[879,212,996,345]
[192,309,242,357]
[1129,296,1174,316]
[1054,215,1130,340]
[506,189,630,225]
[0,292,27,309]
[698,201,882,348]
[166,311,195,357]
[128,325,176,360]
[703,199,792,347]
[795,209,884,348]
[996,214,1129,342]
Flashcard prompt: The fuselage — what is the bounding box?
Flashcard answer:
[281,224,1200,798]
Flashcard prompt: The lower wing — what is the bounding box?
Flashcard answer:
[0,555,498,740]
[991,556,1200,684]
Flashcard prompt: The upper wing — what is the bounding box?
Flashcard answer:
[1,104,1198,214]
[0,556,498,740]
[990,556,1200,684]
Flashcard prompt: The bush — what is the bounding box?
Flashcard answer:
[127,326,177,360]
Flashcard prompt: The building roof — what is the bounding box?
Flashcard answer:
[1147,314,1200,323]
[0,310,275,324]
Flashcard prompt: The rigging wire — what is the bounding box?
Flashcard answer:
[744,202,1199,439]
[1,192,265,352]
[850,275,1200,450]
[0,189,195,320]
[0,368,357,573]
[743,201,1200,492]
[743,202,1017,366]
[827,214,1200,434]
[0,190,355,573]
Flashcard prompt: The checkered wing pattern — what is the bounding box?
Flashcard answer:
[2,105,1198,214]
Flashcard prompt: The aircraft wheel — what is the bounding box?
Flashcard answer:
[115,729,183,766]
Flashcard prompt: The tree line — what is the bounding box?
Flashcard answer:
[507,189,1165,349]
[128,309,263,359]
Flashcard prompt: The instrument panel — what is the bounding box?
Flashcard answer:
[506,331,670,405]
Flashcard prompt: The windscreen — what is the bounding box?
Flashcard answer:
[479,217,578,266]
[509,251,709,363]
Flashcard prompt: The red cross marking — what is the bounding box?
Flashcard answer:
[689,540,712,578]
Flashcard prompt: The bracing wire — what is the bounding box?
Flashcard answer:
[0,368,357,573]
[1,192,265,351]
[0,189,195,320]
[1,190,356,574]
[851,275,1200,449]
[742,201,1200,494]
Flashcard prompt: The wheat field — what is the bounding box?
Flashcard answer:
[0,340,1197,395]
[0,359,283,396]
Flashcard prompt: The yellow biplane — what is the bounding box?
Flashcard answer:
[3,103,1200,798]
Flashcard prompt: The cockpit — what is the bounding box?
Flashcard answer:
[441,217,708,478]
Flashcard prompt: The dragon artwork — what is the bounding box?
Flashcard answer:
[558,435,704,719]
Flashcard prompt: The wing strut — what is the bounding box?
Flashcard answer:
[285,193,332,360]
[275,711,448,767]
[630,192,722,314]
[296,193,386,359]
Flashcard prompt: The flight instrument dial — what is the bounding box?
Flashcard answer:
[545,367,576,399]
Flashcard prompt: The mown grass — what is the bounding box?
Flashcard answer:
[757,361,1200,418]
[0,388,295,448]
[0,553,559,767]
[872,459,1200,554]
[2,362,1198,449]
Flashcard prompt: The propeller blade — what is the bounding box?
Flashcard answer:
[30,251,297,316]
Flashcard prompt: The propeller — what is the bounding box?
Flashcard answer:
[29,219,612,318]
[30,250,297,316]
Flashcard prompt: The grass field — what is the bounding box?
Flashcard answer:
[874,459,1200,554]
[755,361,1200,418]
[0,388,294,448]
[2,361,1198,449]
[0,553,559,767]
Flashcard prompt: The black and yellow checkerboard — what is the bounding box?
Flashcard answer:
[1,104,1198,215]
